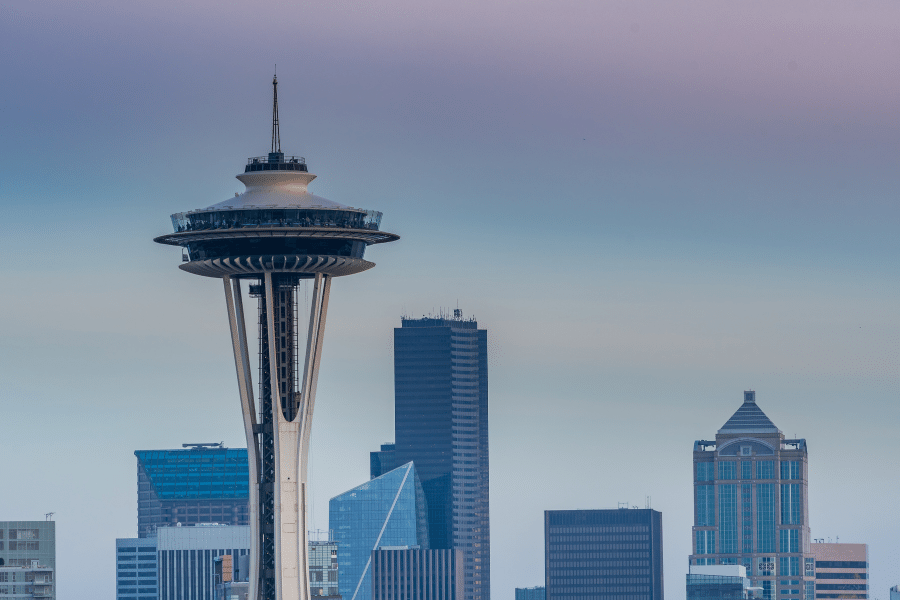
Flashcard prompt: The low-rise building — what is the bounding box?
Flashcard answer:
[810,543,868,600]
[687,565,755,600]
[515,587,545,600]
[0,521,55,600]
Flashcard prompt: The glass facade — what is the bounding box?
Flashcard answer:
[544,509,663,600]
[696,463,714,482]
[136,446,249,538]
[719,485,738,554]
[696,530,715,555]
[780,461,801,480]
[393,315,490,600]
[780,530,800,553]
[696,486,715,527]
[719,462,737,480]
[330,462,429,600]
[757,461,775,480]
[780,485,801,525]
[756,485,777,553]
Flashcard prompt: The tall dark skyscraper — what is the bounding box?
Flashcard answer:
[392,312,490,600]
[544,509,664,600]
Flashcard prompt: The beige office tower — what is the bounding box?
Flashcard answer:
[690,391,815,600]
[810,543,868,600]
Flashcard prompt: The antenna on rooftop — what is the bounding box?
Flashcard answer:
[271,71,281,154]
[45,512,54,521]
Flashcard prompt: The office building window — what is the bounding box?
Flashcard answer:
[804,581,814,600]
[697,462,714,482]
[757,461,775,479]
[696,485,715,526]
[780,461,800,480]
[719,484,738,553]
[780,484,801,525]
[741,461,752,480]
[719,462,737,480]
[757,484,776,552]
[696,529,715,554]
[804,558,815,577]
[780,529,799,553]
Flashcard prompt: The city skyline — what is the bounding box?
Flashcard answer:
[1,1,899,599]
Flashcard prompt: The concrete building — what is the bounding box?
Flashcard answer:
[371,547,463,600]
[691,391,813,600]
[135,444,249,538]
[0,520,55,600]
[153,75,398,600]
[514,587,545,600]
[309,541,340,599]
[810,543,868,600]
[544,509,664,600]
[686,565,754,600]
[390,312,491,600]
[330,463,429,600]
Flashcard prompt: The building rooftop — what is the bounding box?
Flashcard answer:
[718,391,781,435]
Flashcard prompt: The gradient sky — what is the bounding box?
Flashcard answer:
[1,1,899,598]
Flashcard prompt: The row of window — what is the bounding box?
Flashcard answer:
[697,461,802,481]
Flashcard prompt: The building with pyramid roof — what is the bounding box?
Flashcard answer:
[690,391,814,600]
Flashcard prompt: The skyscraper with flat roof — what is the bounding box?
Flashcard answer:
[371,547,462,600]
[544,509,664,600]
[330,462,429,600]
[810,543,868,600]
[135,444,249,537]
[691,391,813,600]
[393,312,490,600]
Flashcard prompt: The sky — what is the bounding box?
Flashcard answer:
[1,0,899,598]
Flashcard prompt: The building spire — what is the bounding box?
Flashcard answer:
[271,71,281,154]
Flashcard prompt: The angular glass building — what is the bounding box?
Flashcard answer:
[691,391,813,600]
[330,462,429,600]
[393,313,490,600]
[136,444,249,537]
[544,509,664,600]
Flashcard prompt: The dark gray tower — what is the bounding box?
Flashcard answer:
[154,77,398,600]
[393,313,490,600]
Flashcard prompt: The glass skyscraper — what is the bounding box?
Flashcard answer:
[135,444,249,537]
[330,462,430,600]
[544,509,664,600]
[393,313,490,600]
[691,391,813,600]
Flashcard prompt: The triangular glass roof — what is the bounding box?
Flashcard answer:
[718,391,781,434]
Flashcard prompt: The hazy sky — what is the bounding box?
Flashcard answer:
[1,1,899,598]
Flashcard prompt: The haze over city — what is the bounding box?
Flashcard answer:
[1,1,898,599]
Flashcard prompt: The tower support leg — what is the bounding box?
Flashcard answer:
[226,272,331,600]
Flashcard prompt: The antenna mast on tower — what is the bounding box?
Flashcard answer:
[271,72,281,154]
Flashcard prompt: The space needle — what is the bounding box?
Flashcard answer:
[154,76,399,600]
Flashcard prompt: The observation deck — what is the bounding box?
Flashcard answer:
[154,153,398,278]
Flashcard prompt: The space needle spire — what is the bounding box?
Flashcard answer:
[154,78,399,600]
[271,72,281,154]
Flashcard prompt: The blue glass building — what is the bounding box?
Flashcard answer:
[330,462,429,600]
[135,444,249,537]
